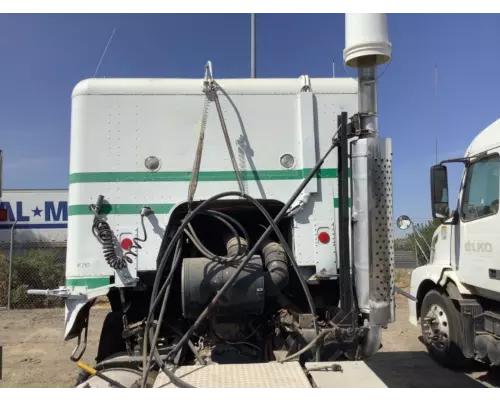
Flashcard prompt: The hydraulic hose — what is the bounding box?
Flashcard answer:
[143,138,339,387]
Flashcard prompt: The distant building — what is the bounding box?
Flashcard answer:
[0,189,68,243]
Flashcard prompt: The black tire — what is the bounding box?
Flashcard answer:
[420,289,469,369]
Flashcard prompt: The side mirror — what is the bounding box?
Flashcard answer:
[430,164,449,219]
[396,215,412,230]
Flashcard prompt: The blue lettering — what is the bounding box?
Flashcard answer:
[16,201,29,222]
[0,202,15,221]
[45,201,68,222]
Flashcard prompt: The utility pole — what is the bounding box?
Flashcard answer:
[251,14,256,78]
[434,63,438,164]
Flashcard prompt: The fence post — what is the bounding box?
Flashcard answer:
[7,219,17,310]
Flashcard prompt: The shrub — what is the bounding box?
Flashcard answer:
[0,248,66,309]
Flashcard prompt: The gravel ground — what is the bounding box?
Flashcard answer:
[0,294,499,388]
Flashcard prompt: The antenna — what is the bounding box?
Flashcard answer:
[434,63,438,164]
[94,28,117,78]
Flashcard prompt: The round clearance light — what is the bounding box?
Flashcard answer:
[280,153,295,169]
[145,156,161,171]
[318,232,330,244]
[121,238,133,250]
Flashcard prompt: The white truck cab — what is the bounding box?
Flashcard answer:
[400,118,500,368]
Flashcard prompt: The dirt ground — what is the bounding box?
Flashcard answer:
[1,292,499,388]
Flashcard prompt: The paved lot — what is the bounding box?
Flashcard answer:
[0,294,498,388]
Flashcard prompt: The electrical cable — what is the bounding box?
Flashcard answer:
[142,138,339,388]
[142,237,183,384]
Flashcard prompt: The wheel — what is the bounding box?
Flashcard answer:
[420,289,468,368]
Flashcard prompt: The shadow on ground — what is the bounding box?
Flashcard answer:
[366,351,500,388]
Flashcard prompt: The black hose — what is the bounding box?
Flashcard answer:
[162,193,316,362]
[145,141,337,385]
[142,210,248,386]
[185,210,249,263]
[143,141,338,387]
[142,238,183,386]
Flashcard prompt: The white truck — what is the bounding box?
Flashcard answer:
[400,118,500,369]
[26,14,397,388]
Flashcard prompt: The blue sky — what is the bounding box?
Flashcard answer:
[1,13,500,222]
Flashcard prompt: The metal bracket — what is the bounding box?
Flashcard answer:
[349,113,377,136]
[393,286,416,302]
[300,75,311,92]
[286,193,311,217]
[458,298,483,358]
[27,288,74,298]
[70,312,89,362]
[203,61,214,92]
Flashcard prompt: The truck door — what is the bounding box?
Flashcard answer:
[458,153,500,295]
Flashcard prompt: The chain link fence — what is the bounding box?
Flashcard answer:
[0,220,435,309]
[393,219,440,268]
[0,235,66,310]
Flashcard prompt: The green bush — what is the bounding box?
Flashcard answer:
[0,248,66,309]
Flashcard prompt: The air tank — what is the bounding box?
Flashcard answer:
[344,13,392,68]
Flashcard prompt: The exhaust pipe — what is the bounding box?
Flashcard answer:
[344,14,395,329]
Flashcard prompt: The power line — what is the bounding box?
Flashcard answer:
[434,63,438,164]
[94,28,116,78]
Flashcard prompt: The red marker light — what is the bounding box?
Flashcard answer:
[121,237,133,250]
[318,232,330,244]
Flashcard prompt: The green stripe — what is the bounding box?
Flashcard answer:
[69,203,175,216]
[69,168,339,184]
[333,198,352,208]
[66,277,110,289]
[70,198,349,216]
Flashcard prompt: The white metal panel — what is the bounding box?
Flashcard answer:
[72,77,357,97]
[313,222,337,277]
[67,78,358,284]
[153,361,311,388]
[71,95,301,173]
[306,361,387,388]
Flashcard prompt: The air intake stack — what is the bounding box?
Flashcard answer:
[344,13,391,135]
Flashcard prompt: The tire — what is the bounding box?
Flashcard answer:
[420,289,469,369]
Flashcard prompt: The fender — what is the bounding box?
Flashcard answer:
[408,264,471,326]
